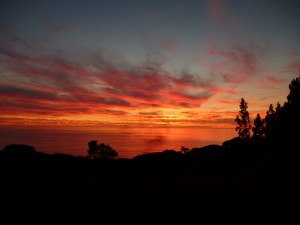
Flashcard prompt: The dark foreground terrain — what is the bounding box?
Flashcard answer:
[1,141,300,225]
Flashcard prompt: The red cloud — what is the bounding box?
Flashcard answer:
[265,75,288,84]
[0,48,217,118]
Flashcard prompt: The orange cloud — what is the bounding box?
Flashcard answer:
[0,48,222,126]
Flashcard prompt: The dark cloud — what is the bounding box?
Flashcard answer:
[97,109,127,115]
[0,84,58,101]
[182,90,213,100]
[138,111,161,115]
[99,97,132,107]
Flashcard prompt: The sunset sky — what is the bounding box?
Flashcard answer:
[1,0,299,128]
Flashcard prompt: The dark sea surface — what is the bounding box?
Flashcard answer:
[0,127,236,158]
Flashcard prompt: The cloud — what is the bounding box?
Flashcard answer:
[0,84,57,101]
[0,26,50,54]
[0,47,217,119]
[204,0,238,38]
[265,75,288,84]
[200,40,265,84]
[284,50,300,73]
[96,109,128,115]
[285,61,300,73]
[41,18,68,33]
[205,0,231,24]
[159,40,179,53]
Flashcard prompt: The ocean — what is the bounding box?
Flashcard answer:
[0,126,236,159]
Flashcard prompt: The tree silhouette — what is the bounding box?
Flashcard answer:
[264,104,276,139]
[252,113,264,139]
[287,74,300,105]
[235,98,252,140]
[275,101,282,114]
[248,74,300,145]
[280,74,300,142]
[87,140,118,159]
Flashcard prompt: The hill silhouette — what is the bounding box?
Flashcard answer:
[1,74,300,224]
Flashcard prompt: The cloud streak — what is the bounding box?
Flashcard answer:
[199,40,266,84]
[0,47,218,122]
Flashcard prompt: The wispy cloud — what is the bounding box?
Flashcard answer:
[205,0,238,38]
[285,61,300,74]
[40,18,68,33]
[200,40,266,84]
[0,47,219,120]
[159,40,179,53]
[205,0,231,25]
[265,75,288,84]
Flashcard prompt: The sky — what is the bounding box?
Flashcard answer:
[0,0,300,128]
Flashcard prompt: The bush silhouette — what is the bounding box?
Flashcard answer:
[1,144,37,159]
[87,140,118,159]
